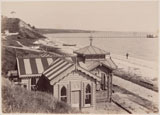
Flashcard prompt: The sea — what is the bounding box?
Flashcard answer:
[45,33,158,62]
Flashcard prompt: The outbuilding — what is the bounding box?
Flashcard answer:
[37,57,101,109]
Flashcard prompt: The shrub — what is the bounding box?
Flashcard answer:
[2,78,73,113]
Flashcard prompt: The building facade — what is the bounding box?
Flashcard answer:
[37,57,101,110]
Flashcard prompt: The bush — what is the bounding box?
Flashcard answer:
[2,78,72,113]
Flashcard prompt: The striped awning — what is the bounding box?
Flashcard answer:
[17,56,57,77]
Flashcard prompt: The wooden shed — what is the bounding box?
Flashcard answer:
[37,57,101,109]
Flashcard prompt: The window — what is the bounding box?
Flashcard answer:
[61,86,67,102]
[101,73,106,90]
[31,78,36,91]
[85,84,91,104]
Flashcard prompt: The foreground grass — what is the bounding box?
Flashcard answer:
[2,78,74,113]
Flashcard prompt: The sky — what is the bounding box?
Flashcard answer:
[1,1,159,32]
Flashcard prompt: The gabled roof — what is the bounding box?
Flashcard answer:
[43,58,74,81]
[74,45,110,55]
[42,57,101,85]
[17,56,57,77]
[79,57,117,71]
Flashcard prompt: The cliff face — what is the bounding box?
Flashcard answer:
[1,16,45,39]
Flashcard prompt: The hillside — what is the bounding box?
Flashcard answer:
[2,78,75,113]
[1,16,47,76]
[1,16,45,39]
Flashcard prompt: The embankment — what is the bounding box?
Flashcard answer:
[2,78,75,113]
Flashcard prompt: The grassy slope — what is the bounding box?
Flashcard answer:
[2,78,74,113]
[1,16,45,39]
[1,17,20,33]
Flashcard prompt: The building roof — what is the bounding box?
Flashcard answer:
[42,57,101,85]
[79,57,117,71]
[17,56,57,77]
[74,45,110,55]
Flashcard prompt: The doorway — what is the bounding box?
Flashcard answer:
[71,90,81,109]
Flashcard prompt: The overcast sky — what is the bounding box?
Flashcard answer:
[2,1,158,32]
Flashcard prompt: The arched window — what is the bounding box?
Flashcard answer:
[85,84,91,104]
[61,86,67,102]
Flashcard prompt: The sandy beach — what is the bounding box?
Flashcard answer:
[35,36,158,88]
[111,54,158,84]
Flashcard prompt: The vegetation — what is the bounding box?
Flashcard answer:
[1,17,20,33]
[1,16,46,76]
[1,16,45,39]
[2,78,74,113]
[1,16,79,114]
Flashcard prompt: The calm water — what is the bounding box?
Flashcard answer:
[45,33,158,62]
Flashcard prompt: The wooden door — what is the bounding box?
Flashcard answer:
[71,91,81,109]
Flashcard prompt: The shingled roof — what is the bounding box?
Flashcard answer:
[74,45,110,55]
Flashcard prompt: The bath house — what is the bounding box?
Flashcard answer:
[16,55,57,90]
[37,57,101,109]
[74,38,117,102]
[14,39,117,109]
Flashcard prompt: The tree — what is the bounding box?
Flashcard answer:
[32,26,35,29]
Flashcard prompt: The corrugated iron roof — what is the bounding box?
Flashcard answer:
[74,45,110,55]
[43,58,74,81]
[42,57,101,85]
[17,56,57,77]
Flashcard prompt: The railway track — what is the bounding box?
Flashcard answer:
[112,99,132,114]
[96,84,158,114]
[113,75,158,106]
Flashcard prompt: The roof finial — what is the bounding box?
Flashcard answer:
[89,32,93,46]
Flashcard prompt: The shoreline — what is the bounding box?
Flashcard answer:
[44,33,158,62]
[35,36,158,85]
[41,36,157,65]
[38,36,158,67]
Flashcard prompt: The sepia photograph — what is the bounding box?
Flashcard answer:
[1,0,159,114]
